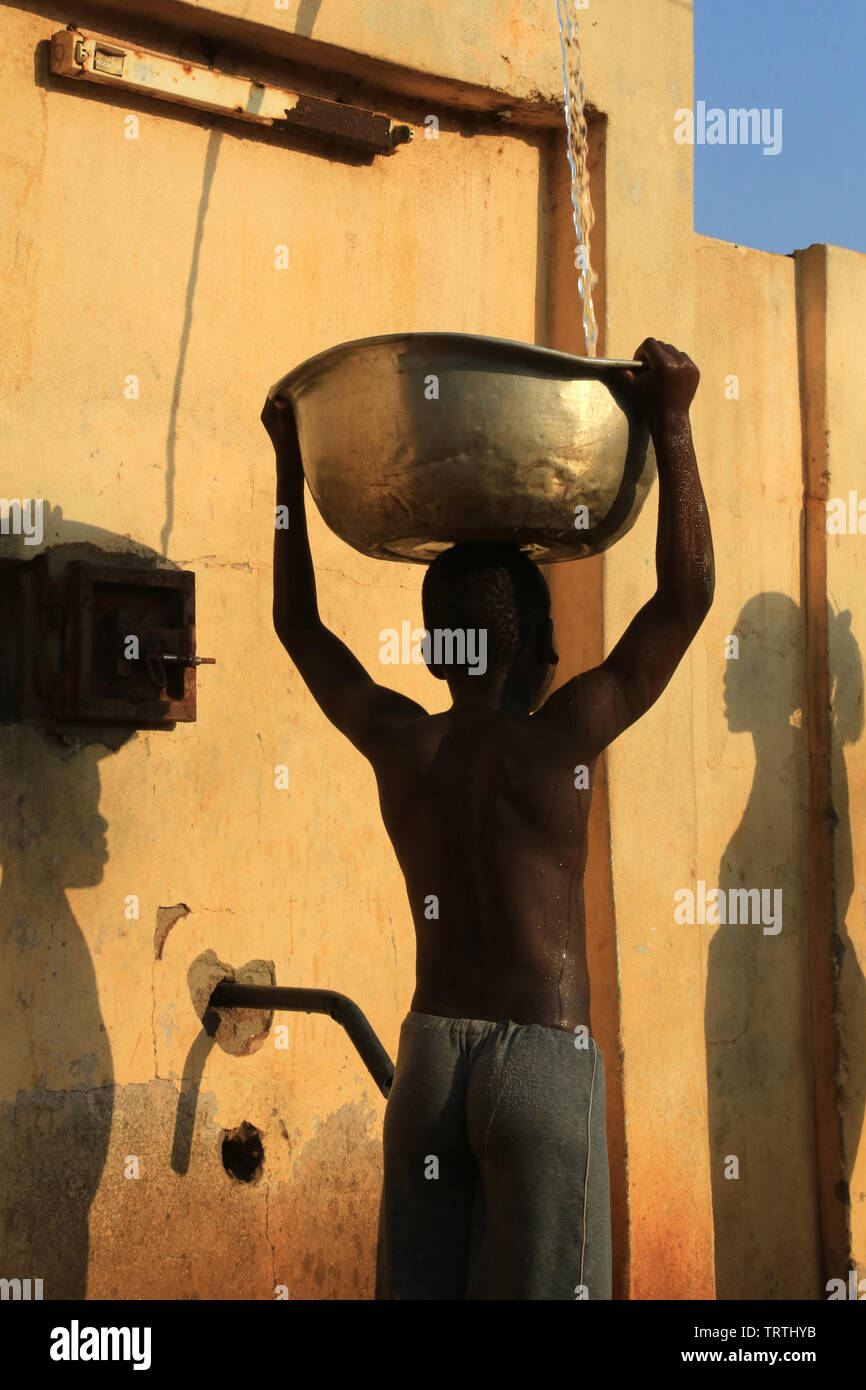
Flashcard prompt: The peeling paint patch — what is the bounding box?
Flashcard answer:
[269,1096,382,1300]
[187,949,275,1056]
[0,1083,114,1298]
[154,902,191,960]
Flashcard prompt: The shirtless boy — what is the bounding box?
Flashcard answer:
[262,337,714,1300]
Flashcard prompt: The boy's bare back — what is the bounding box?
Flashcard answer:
[372,706,595,1033]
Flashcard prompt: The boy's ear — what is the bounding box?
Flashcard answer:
[536,617,559,666]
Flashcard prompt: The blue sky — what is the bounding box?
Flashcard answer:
[693,0,865,255]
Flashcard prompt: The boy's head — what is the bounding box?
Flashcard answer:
[421,542,558,709]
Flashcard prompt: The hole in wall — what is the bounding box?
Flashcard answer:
[221,1121,264,1184]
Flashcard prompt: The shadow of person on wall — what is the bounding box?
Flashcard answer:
[827,606,866,1251]
[0,513,181,1298]
[706,593,865,1299]
[0,727,116,1299]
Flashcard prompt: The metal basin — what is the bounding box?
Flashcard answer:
[270,332,655,564]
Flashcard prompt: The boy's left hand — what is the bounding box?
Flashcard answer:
[612,339,699,431]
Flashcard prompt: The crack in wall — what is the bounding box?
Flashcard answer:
[150,958,160,1079]
[264,1182,278,1294]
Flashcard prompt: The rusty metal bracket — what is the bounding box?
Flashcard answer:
[50,27,414,156]
[140,631,215,691]
[274,94,413,154]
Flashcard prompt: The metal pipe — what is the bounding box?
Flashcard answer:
[208,982,395,1099]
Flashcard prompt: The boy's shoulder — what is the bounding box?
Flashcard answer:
[374,706,555,771]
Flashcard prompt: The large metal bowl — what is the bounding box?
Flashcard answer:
[270,332,655,564]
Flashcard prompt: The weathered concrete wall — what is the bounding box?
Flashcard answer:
[1,0,863,1301]
[608,237,816,1299]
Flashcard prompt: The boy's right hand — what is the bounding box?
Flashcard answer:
[261,393,304,472]
[615,338,699,430]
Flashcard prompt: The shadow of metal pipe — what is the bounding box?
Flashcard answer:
[170,1015,219,1175]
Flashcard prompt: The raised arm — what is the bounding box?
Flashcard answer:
[263,394,427,757]
[538,338,714,759]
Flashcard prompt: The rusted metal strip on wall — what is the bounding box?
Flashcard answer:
[796,243,852,1287]
[50,26,412,155]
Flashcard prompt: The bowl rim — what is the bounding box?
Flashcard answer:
[268,331,642,401]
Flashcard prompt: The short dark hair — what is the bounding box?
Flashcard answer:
[421,542,550,670]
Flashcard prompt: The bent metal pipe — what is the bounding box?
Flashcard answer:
[208,981,395,1099]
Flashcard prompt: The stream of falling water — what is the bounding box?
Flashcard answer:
[556,0,598,356]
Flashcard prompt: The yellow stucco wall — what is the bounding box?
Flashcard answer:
[609,238,816,1298]
[1,0,863,1300]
